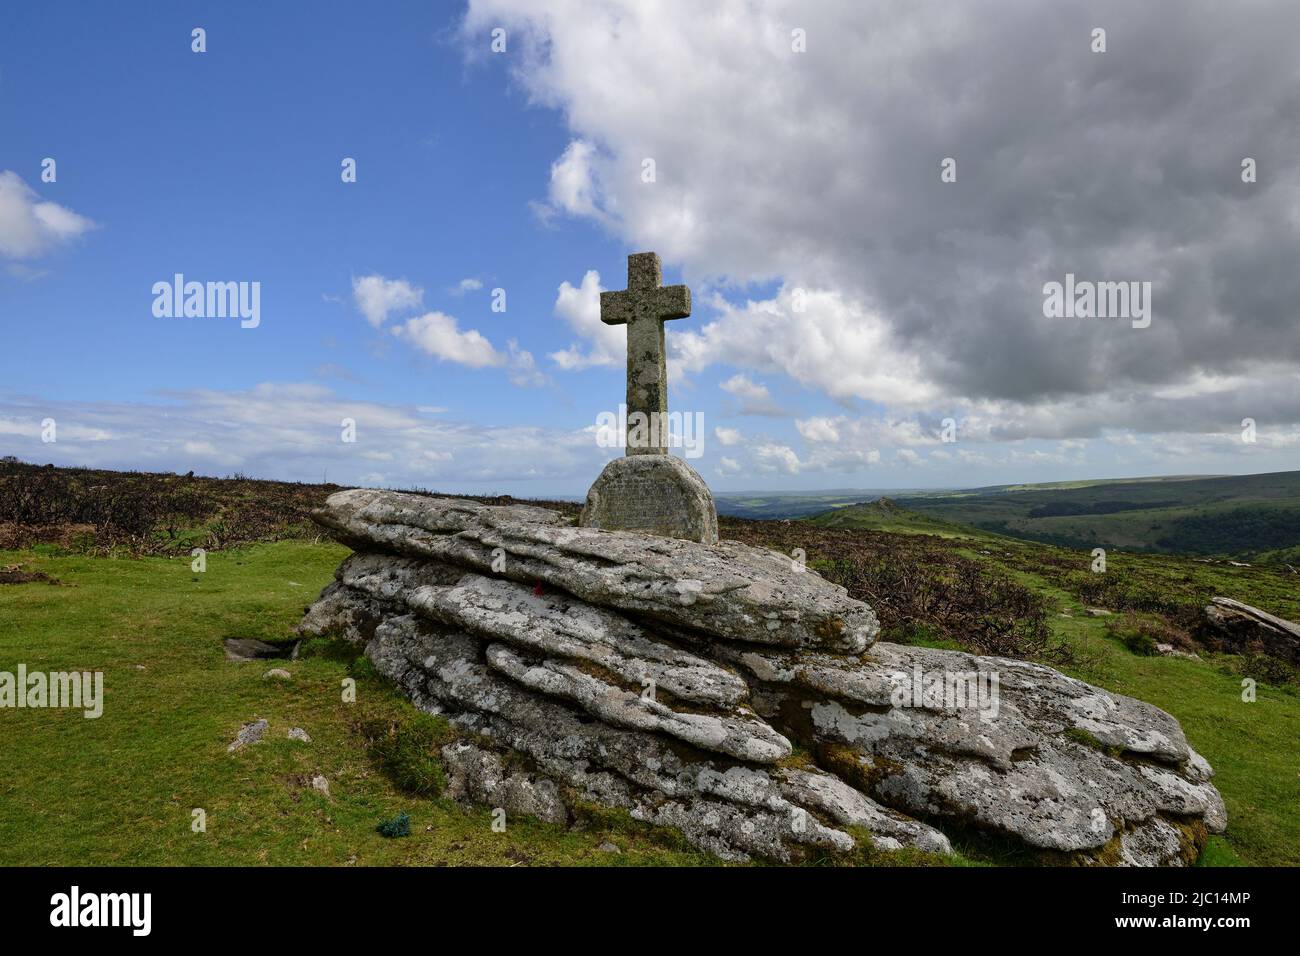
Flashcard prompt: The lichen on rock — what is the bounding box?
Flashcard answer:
[300,489,1225,865]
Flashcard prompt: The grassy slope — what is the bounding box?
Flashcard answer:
[717,493,892,520]
[0,542,714,866]
[805,498,980,538]
[893,470,1300,559]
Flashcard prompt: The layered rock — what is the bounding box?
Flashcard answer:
[1203,596,1300,666]
[722,642,1225,864]
[300,489,1225,865]
[311,489,876,653]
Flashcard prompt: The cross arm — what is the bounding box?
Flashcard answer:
[651,284,691,320]
[600,290,635,326]
[600,285,692,325]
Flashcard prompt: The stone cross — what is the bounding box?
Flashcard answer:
[600,252,691,455]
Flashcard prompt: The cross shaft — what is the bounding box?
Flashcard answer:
[599,252,691,455]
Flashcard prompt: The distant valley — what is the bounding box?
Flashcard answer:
[719,470,1300,563]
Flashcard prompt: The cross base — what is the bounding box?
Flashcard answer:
[579,455,718,545]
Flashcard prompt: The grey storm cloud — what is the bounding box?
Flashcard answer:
[851,0,1300,404]
[469,0,1300,438]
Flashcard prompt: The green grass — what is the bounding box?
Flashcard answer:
[999,561,1300,866]
[0,542,715,866]
[805,497,976,538]
[1059,617,1300,867]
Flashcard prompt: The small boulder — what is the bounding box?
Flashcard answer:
[227,719,268,752]
[288,727,312,742]
[263,668,292,681]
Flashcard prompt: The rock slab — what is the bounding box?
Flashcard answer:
[300,489,1226,865]
[311,489,876,653]
[1203,596,1300,665]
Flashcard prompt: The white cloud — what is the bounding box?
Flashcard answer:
[718,372,786,416]
[0,385,600,490]
[796,417,840,443]
[0,171,96,259]
[0,416,112,442]
[714,426,743,446]
[451,277,484,295]
[896,449,922,467]
[383,310,543,386]
[752,443,801,475]
[506,339,548,387]
[720,374,768,403]
[680,287,936,407]
[352,274,423,327]
[392,311,505,368]
[533,140,608,225]
[548,269,624,370]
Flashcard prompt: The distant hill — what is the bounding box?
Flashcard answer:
[891,470,1300,562]
[716,490,901,520]
[804,497,977,537]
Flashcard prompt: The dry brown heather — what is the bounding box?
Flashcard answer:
[0,459,575,556]
[0,461,1054,661]
[4,460,1296,679]
[721,517,1059,660]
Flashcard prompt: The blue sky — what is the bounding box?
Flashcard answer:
[2,1,1296,494]
[4,1,604,415]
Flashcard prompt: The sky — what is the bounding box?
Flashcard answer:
[1,0,1297,496]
